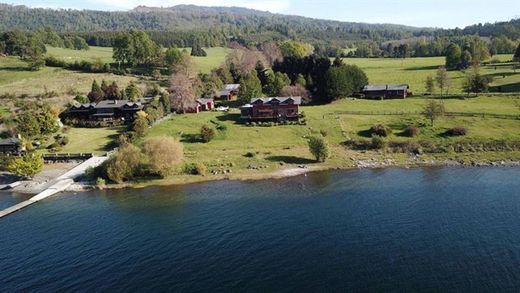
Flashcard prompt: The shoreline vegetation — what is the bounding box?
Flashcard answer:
[67,152,520,192]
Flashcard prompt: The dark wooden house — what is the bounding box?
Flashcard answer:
[66,100,144,123]
[361,84,410,99]
[215,84,240,101]
[240,97,302,121]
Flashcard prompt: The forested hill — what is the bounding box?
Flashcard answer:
[0,3,430,44]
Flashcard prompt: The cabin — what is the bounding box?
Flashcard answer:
[240,97,301,121]
[197,98,215,111]
[215,84,240,101]
[0,137,25,154]
[361,84,410,99]
[66,100,144,123]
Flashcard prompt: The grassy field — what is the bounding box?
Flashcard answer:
[129,95,520,185]
[58,126,124,154]
[46,46,114,63]
[342,54,520,93]
[182,47,231,73]
[0,56,139,96]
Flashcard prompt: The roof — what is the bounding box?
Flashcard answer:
[95,100,142,109]
[217,84,240,96]
[197,98,214,105]
[250,97,302,105]
[70,100,143,111]
[362,84,409,91]
[0,137,20,146]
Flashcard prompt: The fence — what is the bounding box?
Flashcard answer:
[43,153,94,163]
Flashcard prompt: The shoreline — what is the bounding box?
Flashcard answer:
[65,157,520,192]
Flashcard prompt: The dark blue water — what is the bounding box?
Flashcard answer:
[1,167,520,292]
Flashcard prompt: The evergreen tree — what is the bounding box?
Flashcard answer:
[238,71,262,103]
[445,43,462,69]
[514,44,520,63]
[190,42,207,57]
[87,80,105,103]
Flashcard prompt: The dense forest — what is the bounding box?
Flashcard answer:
[0,3,432,47]
[1,3,519,58]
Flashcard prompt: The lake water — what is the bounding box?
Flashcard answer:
[1,167,520,292]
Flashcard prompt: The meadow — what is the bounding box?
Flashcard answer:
[0,56,138,96]
[342,54,520,93]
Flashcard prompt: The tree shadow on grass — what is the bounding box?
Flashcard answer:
[101,133,120,151]
[180,133,203,143]
[266,155,316,164]
[215,113,242,124]
[357,129,372,138]
[404,65,440,71]
[0,66,31,72]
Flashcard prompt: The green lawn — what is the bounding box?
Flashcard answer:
[342,54,520,93]
[181,47,231,73]
[58,126,125,154]
[143,96,520,177]
[0,56,138,96]
[46,46,114,63]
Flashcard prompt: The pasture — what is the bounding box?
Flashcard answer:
[342,54,520,93]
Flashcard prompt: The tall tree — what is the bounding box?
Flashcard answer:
[422,100,445,127]
[238,71,262,103]
[445,43,462,69]
[435,67,450,96]
[87,80,104,103]
[514,44,520,63]
[425,75,435,94]
[324,64,368,102]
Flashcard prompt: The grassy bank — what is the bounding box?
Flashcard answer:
[122,95,520,187]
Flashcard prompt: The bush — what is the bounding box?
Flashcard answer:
[200,125,216,142]
[445,126,467,136]
[371,136,386,150]
[142,136,184,177]
[369,124,392,137]
[320,129,328,137]
[104,144,144,183]
[184,162,206,175]
[402,126,419,137]
[308,136,330,162]
[96,177,106,188]
[6,153,43,177]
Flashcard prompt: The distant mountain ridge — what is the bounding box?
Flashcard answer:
[0,3,431,42]
[0,4,518,45]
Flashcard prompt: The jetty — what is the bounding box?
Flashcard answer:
[0,156,108,219]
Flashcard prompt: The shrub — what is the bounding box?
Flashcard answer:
[369,124,392,137]
[104,144,144,183]
[402,126,419,137]
[142,136,184,177]
[445,126,467,136]
[320,129,328,137]
[6,153,44,177]
[308,136,330,162]
[371,136,386,150]
[200,125,216,142]
[184,162,206,175]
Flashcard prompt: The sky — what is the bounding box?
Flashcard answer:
[4,0,520,28]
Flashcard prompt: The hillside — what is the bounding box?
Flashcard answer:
[0,3,431,45]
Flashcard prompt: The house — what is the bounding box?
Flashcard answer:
[361,84,410,99]
[215,84,240,101]
[66,100,144,123]
[240,97,302,121]
[0,137,25,154]
[197,98,215,111]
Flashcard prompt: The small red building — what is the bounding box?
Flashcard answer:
[240,97,302,121]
